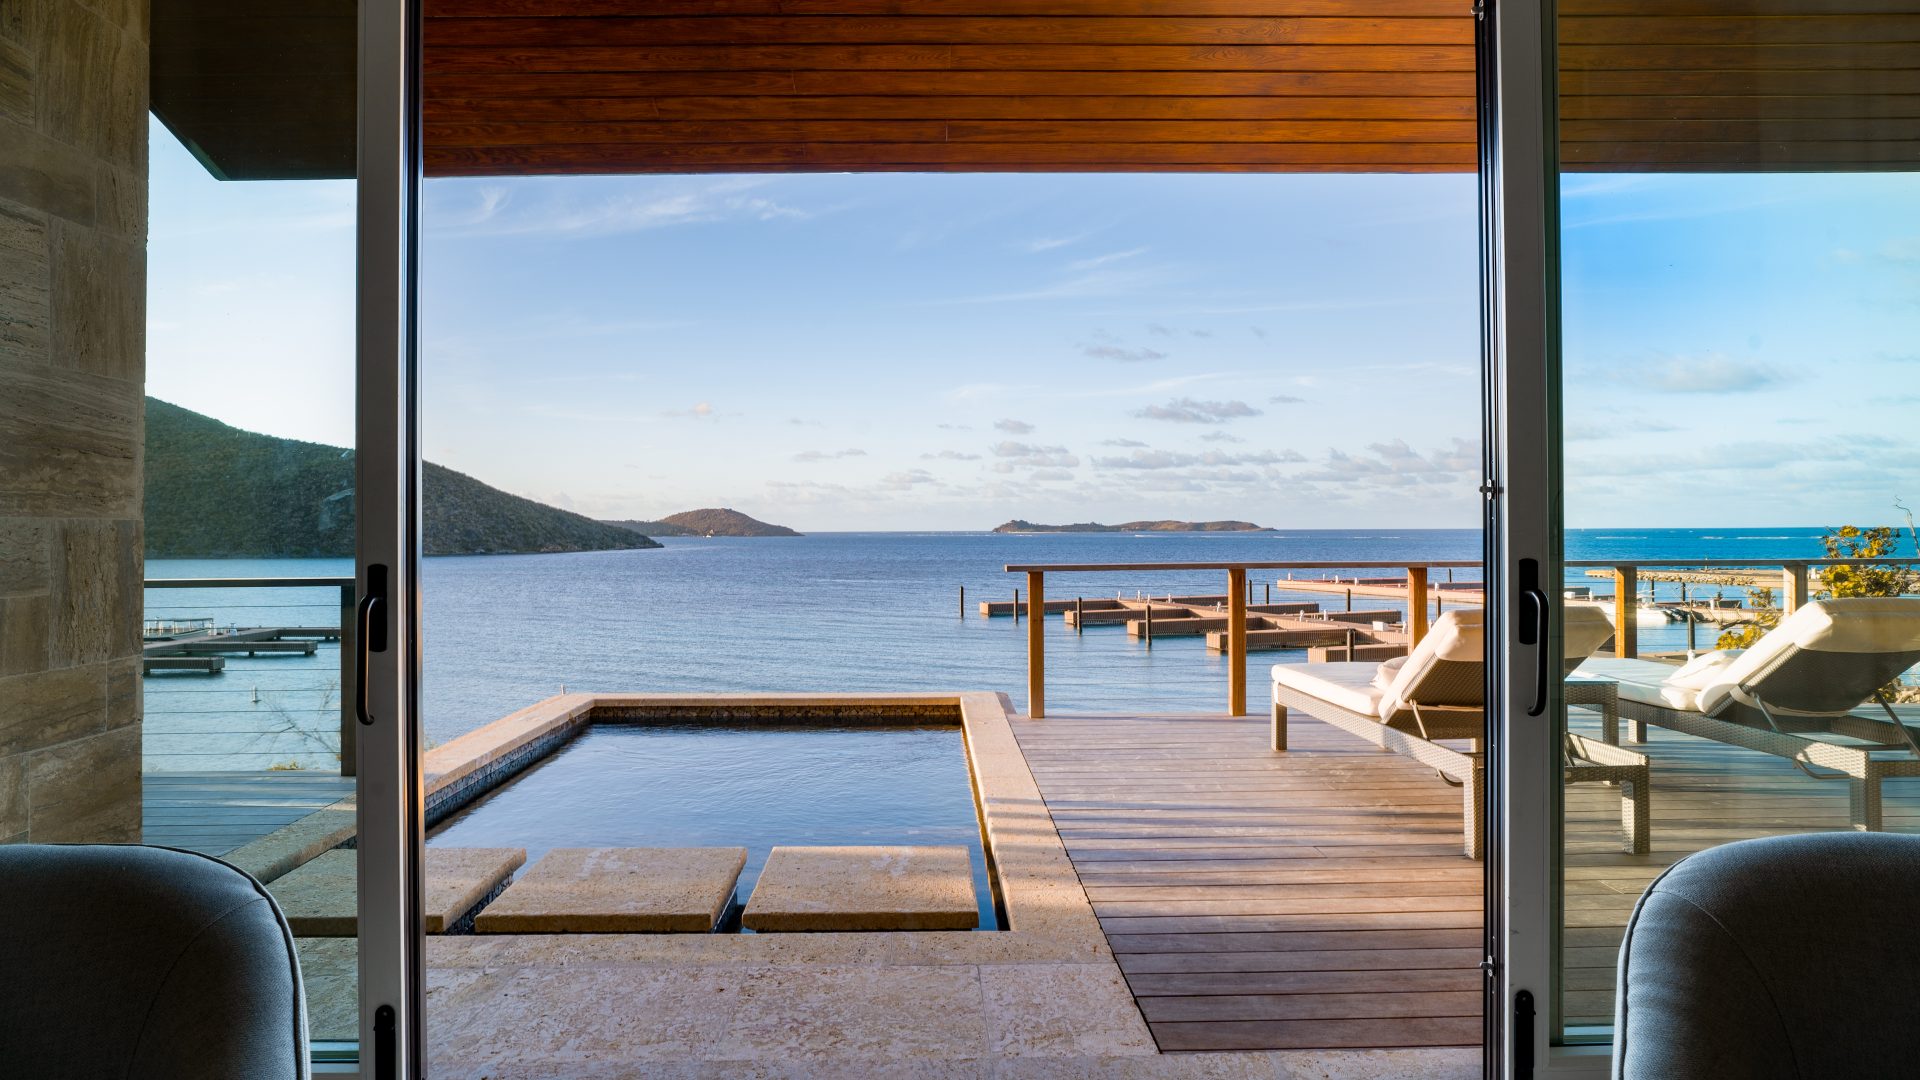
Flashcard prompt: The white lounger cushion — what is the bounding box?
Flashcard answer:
[1378,610,1483,720]
[1271,661,1384,718]
[1697,598,1920,716]
[1579,656,1728,712]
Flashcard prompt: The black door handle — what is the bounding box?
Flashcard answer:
[355,564,388,727]
[1518,558,1550,717]
[355,593,382,726]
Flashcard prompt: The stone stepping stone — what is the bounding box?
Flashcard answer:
[743,845,977,932]
[271,847,526,936]
[474,847,747,933]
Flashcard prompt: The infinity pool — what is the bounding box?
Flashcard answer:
[427,722,1000,929]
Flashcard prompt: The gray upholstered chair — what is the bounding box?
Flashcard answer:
[0,844,310,1079]
[1614,831,1920,1079]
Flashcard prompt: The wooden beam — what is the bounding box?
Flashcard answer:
[1782,563,1811,614]
[1406,566,1429,649]
[1228,567,1249,717]
[1028,569,1046,719]
[1613,566,1638,659]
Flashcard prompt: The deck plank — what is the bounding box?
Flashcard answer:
[1012,711,1485,1053]
[141,771,354,856]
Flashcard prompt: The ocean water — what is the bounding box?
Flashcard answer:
[143,527,1835,770]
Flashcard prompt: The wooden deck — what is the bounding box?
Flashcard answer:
[142,771,354,856]
[1561,704,1920,1028]
[1014,703,1920,1051]
[1011,711,1483,1053]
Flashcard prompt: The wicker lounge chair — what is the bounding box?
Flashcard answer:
[1578,597,1920,831]
[1271,606,1646,858]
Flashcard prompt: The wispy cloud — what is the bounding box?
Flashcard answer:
[1093,448,1303,470]
[1269,394,1306,405]
[791,448,867,462]
[1612,353,1789,394]
[1133,398,1263,424]
[921,449,982,461]
[1068,247,1148,272]
[1025,229,1100,253]
[990,441,1081,471]
[1082,344,1168,363]
[659,402,717,419]
[429,177,821,238]
[994,418,1035,434]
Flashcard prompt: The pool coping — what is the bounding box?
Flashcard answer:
[242,691,1108,960]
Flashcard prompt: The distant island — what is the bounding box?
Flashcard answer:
[605,508,800,538]
[993,519,1273,534]
[145,398,662,557]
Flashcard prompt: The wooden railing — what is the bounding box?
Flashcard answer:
[1564,557,1918,659]
[1005,556,1919,718]
[1002,561,1480,719]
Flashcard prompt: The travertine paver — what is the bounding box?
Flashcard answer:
[271,846,526,935]
[743,845,977,932]
[475,847,747,933]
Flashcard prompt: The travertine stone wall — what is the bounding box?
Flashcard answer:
[0,0,148,843]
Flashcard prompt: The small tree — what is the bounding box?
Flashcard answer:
[1816,525,1915,599]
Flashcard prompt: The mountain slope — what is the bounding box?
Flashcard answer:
[605,508,799,537]
[144,398,661,557]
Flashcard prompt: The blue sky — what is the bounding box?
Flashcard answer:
[147,117,1919,531]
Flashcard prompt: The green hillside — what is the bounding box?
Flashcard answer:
[144,398,660,557]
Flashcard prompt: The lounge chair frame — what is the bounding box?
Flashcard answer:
[1273,682,1650,859]
[1617,693,1920,832]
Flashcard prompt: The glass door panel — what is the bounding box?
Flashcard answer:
[1551,0,1920,1049]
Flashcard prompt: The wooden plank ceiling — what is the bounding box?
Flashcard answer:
[149,0,1920,180]
[422,0,1480,175]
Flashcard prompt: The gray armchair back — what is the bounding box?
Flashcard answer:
[1614,831,1920,1079]
[0,844,310,1080]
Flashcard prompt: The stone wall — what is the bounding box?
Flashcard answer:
[0,0,147,843]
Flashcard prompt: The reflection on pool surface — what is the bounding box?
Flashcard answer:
[428,723,999,929]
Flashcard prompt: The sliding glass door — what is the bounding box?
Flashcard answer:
[1494,0,1920,1074]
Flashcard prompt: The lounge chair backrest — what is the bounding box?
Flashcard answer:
[1379,610,1484,718]
[1564,604,1615,673]
[1698,597,1920,718]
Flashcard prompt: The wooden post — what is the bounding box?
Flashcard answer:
[1013,587,1021,624]
[1264,582,1270,605]
[1027,570,1045,718]
[1614,565,1638,658]
[1345,588,1353,612]
[959,585,965,619]
[1228,567,1248,717]
[1075,596,1084,635]
[1407,566,1430,649]
[338,583,356,778]
[1782,562,1810,614]
[1144,603,1154,647]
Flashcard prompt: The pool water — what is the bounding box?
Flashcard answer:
[427,723,1000,929]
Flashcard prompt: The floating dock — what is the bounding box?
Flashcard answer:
[982,592,1415,657]
[143,626,339,675]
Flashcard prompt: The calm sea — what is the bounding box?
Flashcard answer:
[143,528,1831,770]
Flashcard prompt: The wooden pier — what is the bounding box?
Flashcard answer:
[984,593,1415,655]
[142,625,338,670]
